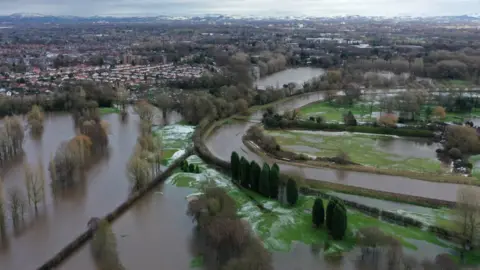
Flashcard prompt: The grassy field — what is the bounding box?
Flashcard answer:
[268,130,444,174]
[166,156,478,265]
[298,101,379,122]
[153,124,195,165]
[159,124,478,266]
[99,107,120,115]
[299,100,480,123]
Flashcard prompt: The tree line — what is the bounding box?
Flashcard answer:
[127,100,163,192]
[0,81,116,117]
[230,151,298,206]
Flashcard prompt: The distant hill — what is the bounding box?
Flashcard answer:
[0,13,479,25]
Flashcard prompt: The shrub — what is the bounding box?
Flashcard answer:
[343,111,357,126]
[312,198,325,227]
[378,114,398,127]
[330,203,347,240]
[445,125,480,154]
[326,198,338,232]
[230,152,240,181]
[433,106,446,120]
[189,163,196,173]
[181,160,189,172]
[250,161,261,192]
[286,178,298,206]
[448,148,462,159]
[269,163,280,199]
[240,157,251,188]
[315,116,324,124]
[259,163,270,197]
[195,165,200,174]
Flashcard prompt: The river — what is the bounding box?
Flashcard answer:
[57,90,462,270]
[255,67,325,90]
[205,91,478,202]
[0,86,469,268]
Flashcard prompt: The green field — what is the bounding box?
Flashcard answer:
[153,124,195,165]
[99,107,120,115]
[157,124,479,266]
[299,101,480,124]
[268,130,444,174]
[166,156,477,265]
[298,101,379,122]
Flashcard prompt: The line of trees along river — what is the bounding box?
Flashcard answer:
[3,68,473,270]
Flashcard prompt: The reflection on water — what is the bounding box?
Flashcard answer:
[374,136,442,160]
[206,91,475,202]
[255,68,325,90]
[0,108,183,270]
[60,185,196,270]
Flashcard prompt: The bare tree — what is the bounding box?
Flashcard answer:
[24,159,46,214]
[9,187,26,231]
[455,186,480,255]
[26,105,45,138]
[0,116,25,165]
[115,85,129,118]
[127,152,152,192]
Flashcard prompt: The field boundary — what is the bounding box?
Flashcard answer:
[244,125,478,186]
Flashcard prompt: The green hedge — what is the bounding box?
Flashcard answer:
[275,120,434,138]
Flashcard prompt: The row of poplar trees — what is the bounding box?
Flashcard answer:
[230,151,298,206]
[312,197,347,240]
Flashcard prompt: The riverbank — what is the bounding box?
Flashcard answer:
[242,139,456,208]
[243,127,477,186]
[167,156,476,266]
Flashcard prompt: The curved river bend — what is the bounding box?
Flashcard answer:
[205,91,476,203]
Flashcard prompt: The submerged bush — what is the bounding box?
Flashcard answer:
[26,105,45,138]
[90,219,125,270]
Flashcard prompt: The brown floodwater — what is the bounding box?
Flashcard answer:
[206,91,478,203]
[0,108,182,270]
[59,184,362,270]
[57,92,457,270]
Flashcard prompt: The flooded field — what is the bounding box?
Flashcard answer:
[268,130,446,174]
[255,67,325,90]
[0,109,182,270]
[206,92,476,202]
[61,152,471,269]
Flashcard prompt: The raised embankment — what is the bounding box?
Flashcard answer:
[193,98,467,247]
[37,148,193,270]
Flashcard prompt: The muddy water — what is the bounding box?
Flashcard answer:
[206,92,478,203]
[255,67,325,90]
[0,109,181,270]
[60,184,196,270]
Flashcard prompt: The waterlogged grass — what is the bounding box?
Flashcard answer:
[298,101,379,122]
[268,130,443,174]
[99,107,120,115]
[162,157,473,266]
[153,124,195,165]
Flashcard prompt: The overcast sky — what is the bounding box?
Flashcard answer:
[0,0,478,17]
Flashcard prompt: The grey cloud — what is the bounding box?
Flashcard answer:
[0,0,478,17]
